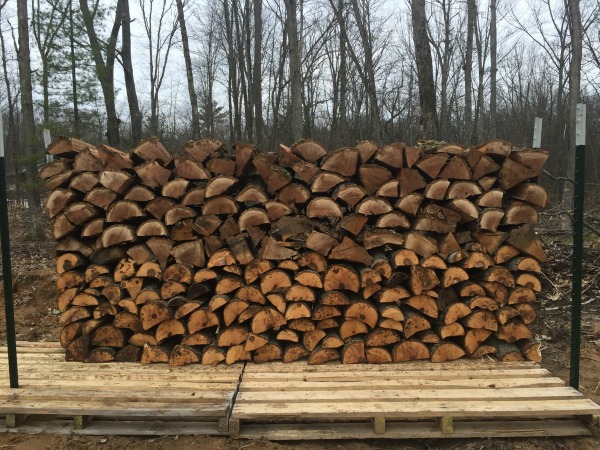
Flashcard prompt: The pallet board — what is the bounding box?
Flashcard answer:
[0,342,598,438]
[0,342,243,435]
[230,361,600,439]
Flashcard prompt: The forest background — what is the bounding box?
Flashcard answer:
[1,0,598,237]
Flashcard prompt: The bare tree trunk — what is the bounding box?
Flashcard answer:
[474,12,486,141]
[31,0,68,127]
[561,0,582,214]
[224,0,242,140]
[42,61,50,125]
[269,22,287,150]
[435,0,452,139]
[17,0,44,238]
[232,0,252,140]
[140,0,178,138]
[349,0,381,140]
[489,0,497,138]
[79,0,122,146]
[121,0,142,146]
[176,0,201,139]
[244,0,254,141]
[411,0,437,138]
[408,70,416,143]
[339,7,347,144]
[464,0,476,144]
[253,0,264,147]
[330,0,347,148]
[285,0,303,142]
[0,16,19,194]
[69,1,80,136]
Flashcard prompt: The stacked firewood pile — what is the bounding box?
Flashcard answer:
[41,137,549,365]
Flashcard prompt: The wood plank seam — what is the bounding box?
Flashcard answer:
[227,362,248,437]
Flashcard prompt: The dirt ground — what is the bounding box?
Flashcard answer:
[0,212,599,449]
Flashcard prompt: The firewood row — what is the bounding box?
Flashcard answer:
[40,137,549,365]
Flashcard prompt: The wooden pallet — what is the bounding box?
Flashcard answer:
[0,342,243,435]
[230,361,600,439]
[0,343,598,438]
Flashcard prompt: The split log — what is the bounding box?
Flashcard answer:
[324,265,360,293]
[306,197,343,219]
[333,183,367,207]
[321,147,358,176]
[374,143,404,169]
[292,139,327,163]
[431,342,465,363]
[359,164,392,195]
[355,141,378,163]
[392,341,430,362]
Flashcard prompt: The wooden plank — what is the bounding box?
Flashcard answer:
[236,387,582,403]
[0,348,62,354]
[239,377,567,391]
[0,361,243,374]
[0,372,241,383]
[0,372,241,384]
[0,380,237,390]
[233,420,593,440]
[0,388,233,403]
[0,419,227,436]
[0,354,66,360]
[13,342,62,348]
[239,368,552,381]
[232,399,600,419]
[73,420,227,436]
[0,400,231,417]
[0,373,240,384]
[242,361,539,373]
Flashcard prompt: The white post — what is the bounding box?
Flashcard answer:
[43,129,53,163]
[0,111,4,158]
[576,104,586,146]
[532,117,542,149]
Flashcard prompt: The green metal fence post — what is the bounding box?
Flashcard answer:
[570,103,586,390]
[0,113,19,388]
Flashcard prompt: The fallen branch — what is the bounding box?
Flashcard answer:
[542,169,575,186]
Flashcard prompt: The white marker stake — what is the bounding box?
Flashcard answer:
[0,111,4,158]
[532,117,542,149]
[44,129,53,163]
[576,104,586,146]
